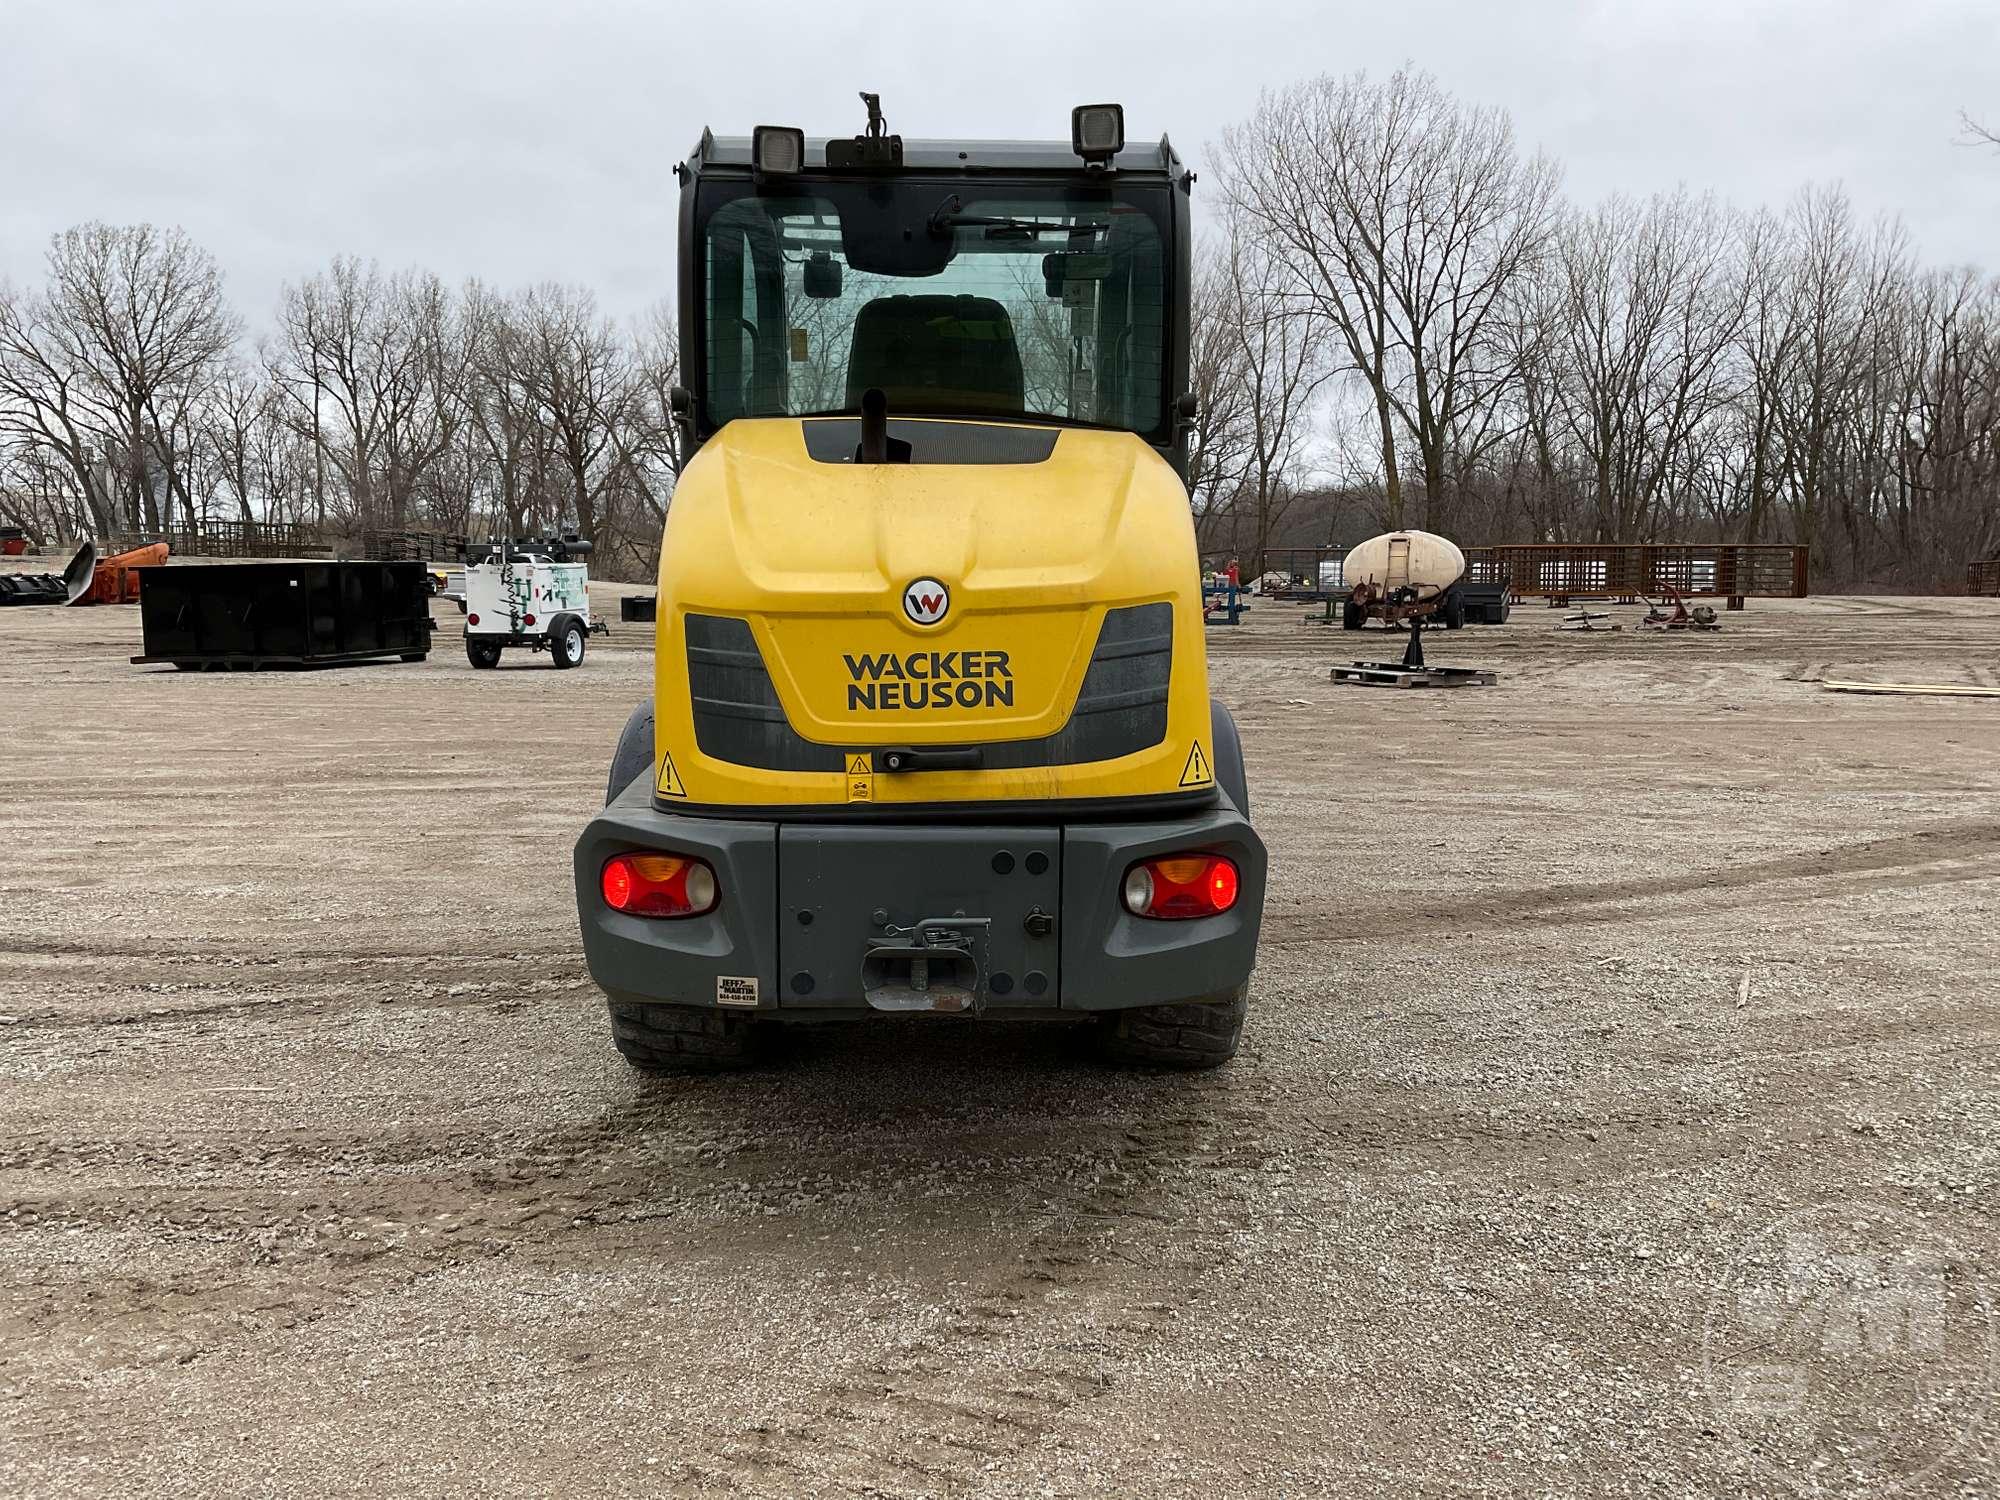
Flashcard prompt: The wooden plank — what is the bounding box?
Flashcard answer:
[1821,680,2000,698]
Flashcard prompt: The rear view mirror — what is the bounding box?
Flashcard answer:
[1040,251,1113,297]
[803,251,843,299]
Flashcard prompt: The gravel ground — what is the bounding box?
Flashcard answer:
[1,587,1997,1498]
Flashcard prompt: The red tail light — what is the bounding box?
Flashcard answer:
[523,613,537,627]
[601,852,718,918]
[1122,854,1239,920]
[467,612,480,625]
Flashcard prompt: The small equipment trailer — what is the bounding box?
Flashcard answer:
[463,534,606,669]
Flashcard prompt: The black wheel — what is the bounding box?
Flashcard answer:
[608,1001,764,1071]
[1095,987,1247,1070]
[606,699,655,804]
[1442,590,1466,630]
[1341,600,1364,631]
[466,636,502,669]
[550,615,586,669]
[427,574,442,596]
[1209,698,1250,817]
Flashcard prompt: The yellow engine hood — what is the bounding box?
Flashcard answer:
[652,417,1214,811]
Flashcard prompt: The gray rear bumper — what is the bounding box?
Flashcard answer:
[572,778,1265,1017]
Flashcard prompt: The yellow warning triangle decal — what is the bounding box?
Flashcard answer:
[846,753,872,775]
[656,752,688,798]
[1180,741,1213,788]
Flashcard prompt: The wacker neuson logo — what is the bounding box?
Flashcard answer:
[903,577,950,626]
[844,650,1014,710]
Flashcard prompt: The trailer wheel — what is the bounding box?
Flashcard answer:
[608,1001,763,1071]
[466,637,502,669]
[1442,589,1466,630]
[1095,986,1247,1070]
[550,615,586,669]
[1341,600,1363,631]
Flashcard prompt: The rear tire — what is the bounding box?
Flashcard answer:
[1209,698,1250,817]
[606,700,655,804]
[1442,589,1466,630]
[466,636,502,669]
[1341,600,1364,631]
[550,615,586,669]
[609,1002,762,1071]
[1095,987,1247,1070]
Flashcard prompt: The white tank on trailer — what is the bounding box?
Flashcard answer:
[1344,529,1466,602]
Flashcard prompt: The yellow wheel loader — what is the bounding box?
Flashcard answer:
[573,98,1266,1069]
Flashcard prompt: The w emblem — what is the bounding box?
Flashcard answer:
[902,577,950,626]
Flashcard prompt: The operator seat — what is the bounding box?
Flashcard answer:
[845,295,1026,415]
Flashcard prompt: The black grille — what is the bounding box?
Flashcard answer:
[684,604,1174,775]
[685,614,843,772]
[982,603,1171,768]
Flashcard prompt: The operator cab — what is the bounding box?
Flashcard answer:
[676,97,1196,473]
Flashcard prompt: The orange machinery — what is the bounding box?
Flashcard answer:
[76,542,170,605]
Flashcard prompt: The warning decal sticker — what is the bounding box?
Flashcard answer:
[845,751,874,802]
[657,752,688,798]
[1179,741,1213,788]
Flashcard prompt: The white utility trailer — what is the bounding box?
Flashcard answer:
[462,535,607,669]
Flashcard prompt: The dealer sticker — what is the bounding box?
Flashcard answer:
[716,976,760,1007]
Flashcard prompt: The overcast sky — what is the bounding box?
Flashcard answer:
[4,0,1994,326]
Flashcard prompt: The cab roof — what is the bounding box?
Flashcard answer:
[686,131,1186,179]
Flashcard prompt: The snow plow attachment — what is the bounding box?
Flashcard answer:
[0,540,95,607]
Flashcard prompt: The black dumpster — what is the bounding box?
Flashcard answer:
[133,561,434,669]
[620,593,657,623]
[1453,580,1511,625]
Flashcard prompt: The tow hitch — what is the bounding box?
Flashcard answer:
[863,917,991,1014]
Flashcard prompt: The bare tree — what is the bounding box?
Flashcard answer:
[1538,189,1748,541]
[0,224,236,536]
[1218,231,1329,571]
[509,283,632,545]
[1221,67,1558,529]
[1185,240,1254,553]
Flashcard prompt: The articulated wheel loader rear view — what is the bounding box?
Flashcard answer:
[572,96,1266,1069]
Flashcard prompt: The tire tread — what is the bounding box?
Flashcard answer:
[1096,987,1247,1070]
[608,1001,761,1071]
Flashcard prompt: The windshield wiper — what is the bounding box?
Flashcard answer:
[927,194,1106,241]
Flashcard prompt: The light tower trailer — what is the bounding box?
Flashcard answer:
[462,535,608,669]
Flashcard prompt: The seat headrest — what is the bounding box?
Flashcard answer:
[845,295,1025,415]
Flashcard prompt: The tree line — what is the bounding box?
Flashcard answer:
[3,68,1995,589]
[0,231,684,579]
[1196,69,1998,589]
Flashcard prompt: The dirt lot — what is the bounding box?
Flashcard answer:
[2,587,1997,1498]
